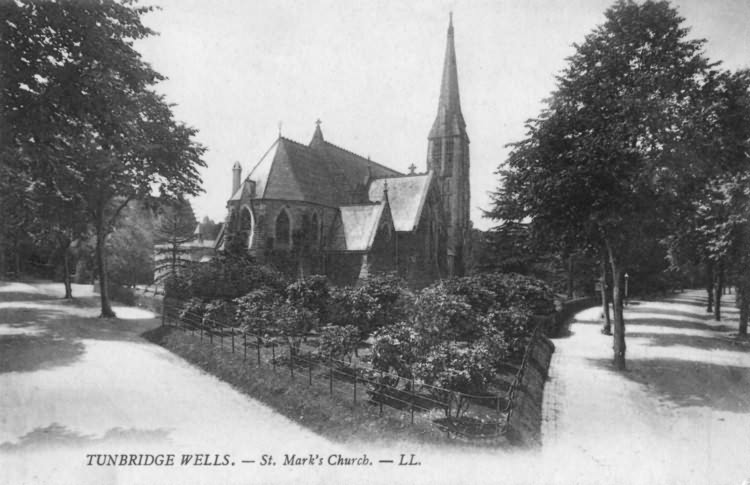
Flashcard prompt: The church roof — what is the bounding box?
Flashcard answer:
[329,203,388,252]
[244,131,401,207]
[368,172,433,232]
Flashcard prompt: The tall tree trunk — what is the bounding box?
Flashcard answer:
[566,253,574,299]
[706,262,714,314]
[95,215,115,318]
[739,283,748,336]
[713,263,723,322]
[607,241,626,370]
[62,246,73,299]
[600,258,611,335]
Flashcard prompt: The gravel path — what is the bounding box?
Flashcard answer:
[540,290,750,485]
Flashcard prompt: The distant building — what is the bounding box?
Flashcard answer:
[215,15,471,286]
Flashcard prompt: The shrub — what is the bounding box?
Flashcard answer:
[370,322,422,380]
[411,285,478,342]
[328,273,412,337]
[286,275,330,322]
[271,300,318,355]
[164,254,286,300]
[203,299,238,327]
[412,342,496,419]
[479,306,534,362]
[233,288,281,339]
[318,324,360,363]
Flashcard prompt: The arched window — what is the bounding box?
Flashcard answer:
[275,209,291,248]
[239,207,253,249]
[310,213,320,247]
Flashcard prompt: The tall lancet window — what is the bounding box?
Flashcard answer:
[275,209,291,249]
[239,207,253,249]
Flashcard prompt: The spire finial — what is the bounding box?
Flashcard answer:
[383,179,389,201]
[278,121,283,138]
[449,11,453,28]
[311,118,324,145]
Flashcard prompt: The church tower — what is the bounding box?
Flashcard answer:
[427,13,470,276]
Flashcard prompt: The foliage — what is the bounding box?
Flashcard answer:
[411,285,478,342]
[413,343,497,418]
[203,299,237,327]
[286,275,330,323]
[271,300,318,355]
[154,197,198,282]
[329,273,412,335]
[487,1,717,368]
[479,307,534,362]
[318,324,360,363]
[164,253,286,300]
[106,201,154,287]
[1,0,206,316]
[233,288,281,339]
[370,322,422,379]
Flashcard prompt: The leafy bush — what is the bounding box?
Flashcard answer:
[203,299,238,327]
[318,324,360,363]
[370,322,422,380]
[479,306,534,362]
[411,285,479,342]
[271,300,318,355]
[328,273,412,336]
[469,273,555,315]
[286,275,330,322]
[233,288,281,339]
[164,254,286,300]
[413,342,497,418]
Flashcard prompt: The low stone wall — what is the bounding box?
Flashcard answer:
[505,330,555,446]
[505,297,599,446]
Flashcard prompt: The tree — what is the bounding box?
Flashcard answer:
[1,1,206,317]
[490,1,714,369]
[154,197,197,282]
[106,201,154,287]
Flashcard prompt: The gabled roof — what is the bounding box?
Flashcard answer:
[368,172,433,232]
[229,179,255,202]
[243,131,402,207]
[329,203,388,252]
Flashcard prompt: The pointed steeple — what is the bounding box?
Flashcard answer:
[429,12,465,139]
[310,118,324,147]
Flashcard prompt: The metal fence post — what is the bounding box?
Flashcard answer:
[308,359,312,385]
[329,356,333,395]
[379,370,384,416]
[256,337,261,366]
[243,333,247,361]
[290,347,294,379]
[232,331,235,353]
[353,362,357,404]
[272,342,276,371]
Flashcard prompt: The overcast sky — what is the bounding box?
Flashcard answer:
[135,0,750,231]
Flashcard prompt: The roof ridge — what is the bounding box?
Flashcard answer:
[321,140,403,175]
[371,172,430,180]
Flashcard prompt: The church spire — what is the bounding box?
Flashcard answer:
[429,12,465,139]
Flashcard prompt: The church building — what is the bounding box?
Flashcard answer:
[215,15,471,287]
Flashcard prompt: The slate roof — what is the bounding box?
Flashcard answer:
[243,133,401,207]
[329,203,388,252]
[368,172,433,232]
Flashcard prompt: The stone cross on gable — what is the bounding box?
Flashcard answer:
[408,163,417,175]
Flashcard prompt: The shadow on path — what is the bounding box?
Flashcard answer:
[0,286,159,374]
[587,357,750,413]
[0,423,172,452]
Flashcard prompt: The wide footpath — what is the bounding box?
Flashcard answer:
[1,282,749,485]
